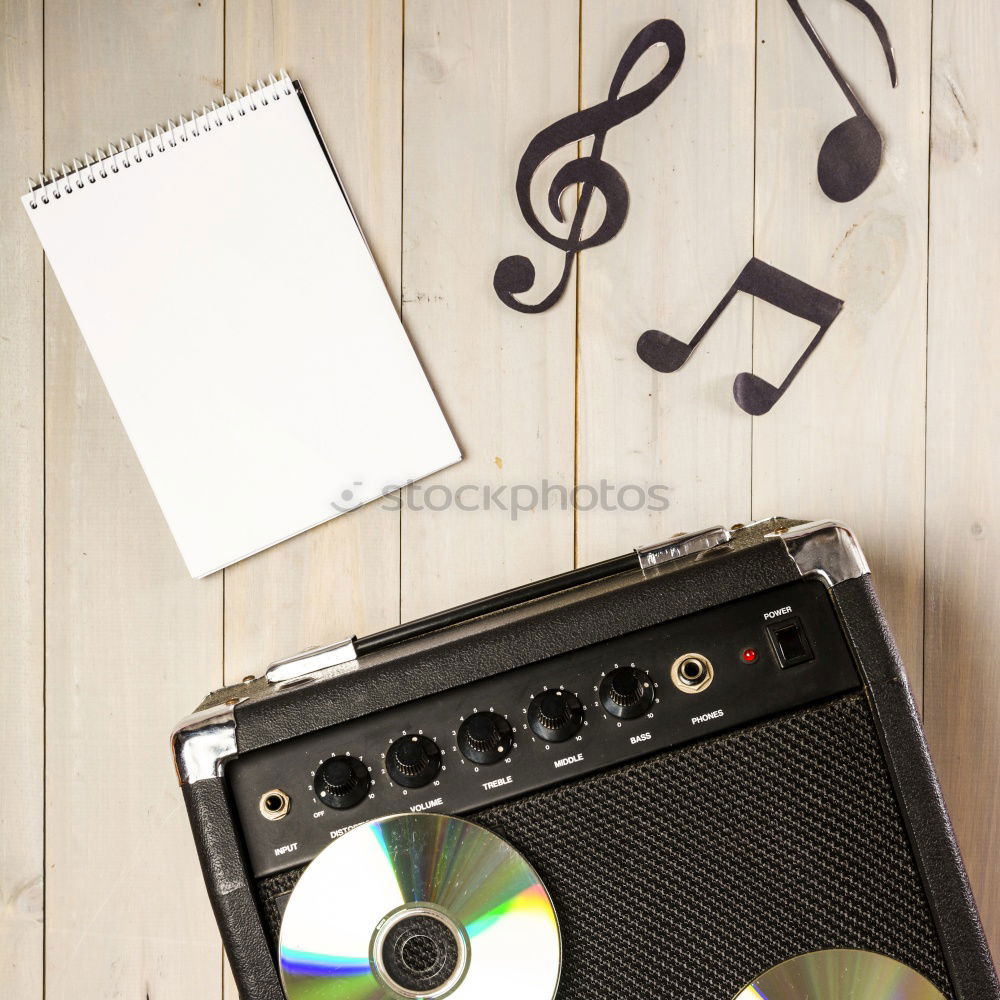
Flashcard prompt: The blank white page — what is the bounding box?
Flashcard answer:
[24,76,459,577]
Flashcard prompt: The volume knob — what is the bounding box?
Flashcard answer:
[458,712,514,765]
[387,734,442,788]
[528,689,584,743]
[600,666,655,720]
[315,755,370,810]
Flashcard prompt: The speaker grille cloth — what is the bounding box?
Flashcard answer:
[256,693,952,998]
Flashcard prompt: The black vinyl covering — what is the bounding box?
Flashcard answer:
[179,521,998,999]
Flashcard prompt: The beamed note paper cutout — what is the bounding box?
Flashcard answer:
[494,19,685,314]
[787,0,898,202]
[636,258,844,416]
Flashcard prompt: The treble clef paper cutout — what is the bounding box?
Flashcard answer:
[637,258,844,416]
[494,19,685,314]
[787,0,898,202]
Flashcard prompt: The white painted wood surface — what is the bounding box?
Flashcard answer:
[1,2,996,997]
[926,0,1000,958]
[223,0,404,696]
[577,0,756,561]
[0,2,43,998]
[401,0,579,618]
[40,2,224,997]
[752,0,932,701]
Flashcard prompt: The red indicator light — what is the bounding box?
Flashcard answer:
[741,647,758,663]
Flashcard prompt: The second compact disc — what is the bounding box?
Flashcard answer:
[278,812,561,1000]
[733,949,946,1000]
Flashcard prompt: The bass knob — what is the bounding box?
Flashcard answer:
[599,666,655,720]
[527,689,584,743]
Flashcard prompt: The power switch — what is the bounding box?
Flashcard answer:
[767,617,813,668]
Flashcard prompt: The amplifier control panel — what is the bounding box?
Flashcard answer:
[227,580,860,877]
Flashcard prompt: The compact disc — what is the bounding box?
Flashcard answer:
[733,949,946,1000]
[278,813,561,1000]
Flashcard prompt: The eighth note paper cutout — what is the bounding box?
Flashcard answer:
[786,0,898,202]
[494,19,685,314]
[636,257,844,416]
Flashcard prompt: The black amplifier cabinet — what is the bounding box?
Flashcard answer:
[172,519,999,1000]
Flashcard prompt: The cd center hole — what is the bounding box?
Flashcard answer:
[380,913,460,993]
[400,934,440,973]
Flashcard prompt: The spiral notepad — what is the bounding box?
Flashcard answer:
[23,73,460,578]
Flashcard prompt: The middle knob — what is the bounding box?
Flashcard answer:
[528,689,584,742]
[387,734,442,788]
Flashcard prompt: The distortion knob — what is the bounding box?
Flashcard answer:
[528,689,584,743]
[387,734,442,789]
[458,712,514,765]
[599,666,655,720]
[315,755,370,810]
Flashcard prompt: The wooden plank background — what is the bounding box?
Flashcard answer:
[1,1,996,996]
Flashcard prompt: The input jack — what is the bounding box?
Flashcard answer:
[259,788,291,821]
[670,653,714,694]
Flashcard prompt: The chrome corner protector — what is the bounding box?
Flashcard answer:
[171,703,239,786]
[766,519,870,588]
[265,636,359,685]
[636,525,732,575]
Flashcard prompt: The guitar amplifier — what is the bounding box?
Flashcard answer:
[172,518,998,1000]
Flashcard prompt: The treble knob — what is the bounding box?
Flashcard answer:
[314,755,370,810]
[527,689,584,743]
[386,734,442,789]
[458,712,515,765]
[599,666,654,720]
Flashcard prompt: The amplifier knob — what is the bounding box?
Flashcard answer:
[387,734,442,789]
[599,666,654,720]
[528,689,584,743]
[315,755,370,810]
[458,712,514,765]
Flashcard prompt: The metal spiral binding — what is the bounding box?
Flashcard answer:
[26,71,293,209]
